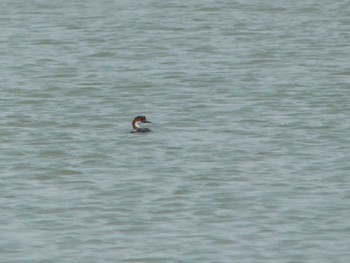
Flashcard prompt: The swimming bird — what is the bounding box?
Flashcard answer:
[131,116,152,133]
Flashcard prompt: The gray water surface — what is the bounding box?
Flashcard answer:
[1,0,350,262]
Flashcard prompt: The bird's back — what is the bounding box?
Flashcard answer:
[131,128,152,133]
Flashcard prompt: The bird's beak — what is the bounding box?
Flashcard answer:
[144,121,151,123]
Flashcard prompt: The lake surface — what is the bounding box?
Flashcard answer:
[1,0,350,262]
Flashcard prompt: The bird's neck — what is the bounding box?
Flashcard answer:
[132,120,141,129]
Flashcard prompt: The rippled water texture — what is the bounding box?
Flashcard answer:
[1,0,350,262]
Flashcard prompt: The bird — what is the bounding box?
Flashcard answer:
[131,116,152,133]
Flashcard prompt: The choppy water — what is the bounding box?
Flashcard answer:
[1,0,350,262]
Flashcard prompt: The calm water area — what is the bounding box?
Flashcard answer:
[1,0,350,262]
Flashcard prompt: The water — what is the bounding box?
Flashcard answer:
[1,0,350,262]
